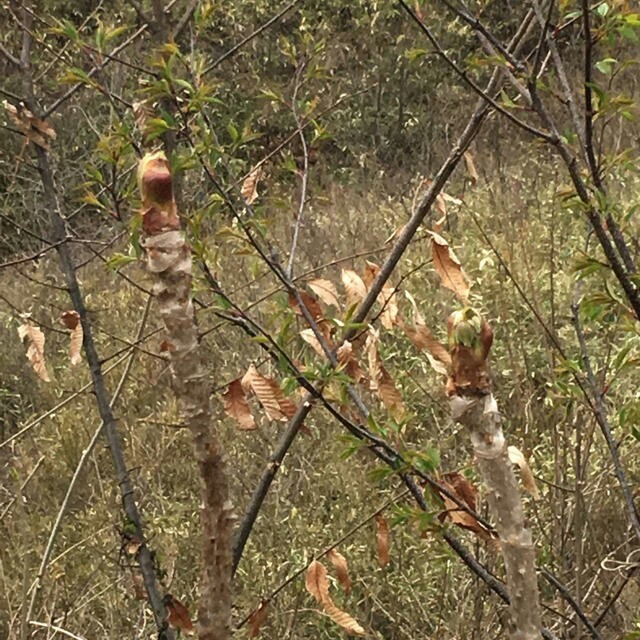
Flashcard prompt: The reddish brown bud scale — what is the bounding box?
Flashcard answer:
[139,153,173,204]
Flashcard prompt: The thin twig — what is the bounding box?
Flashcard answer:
[571,302,640,543]
[18,6,173,633]
[25,297,153,624]
[173,0,200,39]
[286,60,309,279]
[235,487,410,628]
[0,455,45,521]
[202,0,299,75]
[398,0,551,141]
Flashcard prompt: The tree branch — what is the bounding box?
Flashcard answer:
[18,5,174,636]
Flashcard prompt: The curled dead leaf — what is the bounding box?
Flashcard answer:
[164,594,194,635]
[336,340,366,384]
[300,328,328,357]
[365,328,382,392]
[307,278,341,310]
[288,290,332,341]
[327,548,351,594]
[365,329,405,418]
[241,165,263,205]
[362,260,399,329]
[464,151,479,186]
[430,232,470,302]
[375,514,390,568]
[60,310,83,365]
[61,311,83,366]
[378,365,405,420]
[241,364,297,422]
[437,472,495,540]
[508,446,540,500]
[305,561,365,636]
[402,292,451,371]
[18,322,50,382]
[248,600,269,638]
[341,269,367,308]
[223,378,256,430]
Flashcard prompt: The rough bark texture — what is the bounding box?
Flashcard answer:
[451,394,541,640]
[139,153,233,640]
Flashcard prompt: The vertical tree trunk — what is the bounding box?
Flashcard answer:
[452,394,542,639]
[138,152,233,640]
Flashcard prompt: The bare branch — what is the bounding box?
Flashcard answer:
[286,60,310,279]
[571,301,640,543]
[17,4,174,635]
[0,41,21,67]
[26,298,152,624]
[202,0,300,75]
[398,1,551,141]
[174,0,200,39]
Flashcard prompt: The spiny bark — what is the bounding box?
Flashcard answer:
[138,152,233,640]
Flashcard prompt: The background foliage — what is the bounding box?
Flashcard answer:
[2,1,640,638]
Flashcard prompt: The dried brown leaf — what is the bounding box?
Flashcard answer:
[164,594,194,635]
[241,364,293,422]
[401,294,451,371]
[430,232,470,302]
[323,600,366,636]
[288,291,327,332]
[336,340,366,384]
[365,328,382,391]
[378,365,405,420]
[442,472,477,512]
[438,474,495,540]
[464,151,479,186]
[305,560,330,604]
[4,100,56,149]
[300,328,325,357]
[327,548,351,595]
[362,260,399,329]
[248,600,269,638]
[18,322,50,382]
[308,278,341,310]
[305,561,365,636]
[336,340,353,366]
[61,310,83,365]
[241,165,263,205]
[223,378,257,430]
[69,324,83,365]
[341,269,367,308]
[375,514,390,568]
[508,446,540,500]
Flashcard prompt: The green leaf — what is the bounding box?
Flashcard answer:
[595,58,617,75]
[107,253,138,270]
[406,48,429,62]
[226,122,239,143]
